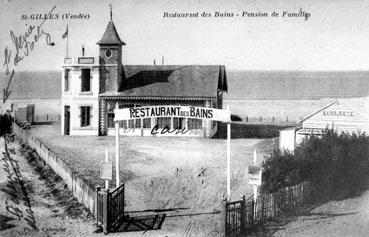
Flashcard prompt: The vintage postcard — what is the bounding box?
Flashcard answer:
[1,0,369,236]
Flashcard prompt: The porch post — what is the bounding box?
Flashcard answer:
[115,102,120,187]
[226,105,231,200]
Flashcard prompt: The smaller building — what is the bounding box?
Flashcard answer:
[279,97,369,152]
[61,56,100,136]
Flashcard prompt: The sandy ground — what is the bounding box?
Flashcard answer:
[0,137,187,237]
[27,123,278,236]
[0,137,99,236]
[9,124,369,236]
[269,190,369,237]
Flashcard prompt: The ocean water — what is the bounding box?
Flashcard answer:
[2,70,368,122]
[223,98,335,123]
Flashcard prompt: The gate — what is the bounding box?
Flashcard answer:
[95,183,166,234]
[225,197,246,237]
[96,183,125,234]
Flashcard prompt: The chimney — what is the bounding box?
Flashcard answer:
[162,55,164,65]
[153,59,156,66]
[82,44,85,56]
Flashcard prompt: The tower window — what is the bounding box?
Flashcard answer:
[105,49,112,58]
[81,68,91,92]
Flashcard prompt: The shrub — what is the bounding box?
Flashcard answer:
[0,113,12,136]
[261,129,369,199]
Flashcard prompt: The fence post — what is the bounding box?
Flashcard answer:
[220,198,227,237]
[251,199,255,226]
[240,195,246,234]
[102,189,109,234]
[122,183,125,216]
[261,195,265,222]
[95,186,101,224]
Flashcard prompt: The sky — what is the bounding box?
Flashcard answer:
[1,0,369,71]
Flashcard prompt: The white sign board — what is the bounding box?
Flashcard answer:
[248,165,262,186]
[114,105,231,122]
[100,161,112,180]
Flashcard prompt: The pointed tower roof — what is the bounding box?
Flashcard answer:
[97,21,125,45]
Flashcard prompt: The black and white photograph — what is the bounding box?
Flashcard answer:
[1,0,369,236]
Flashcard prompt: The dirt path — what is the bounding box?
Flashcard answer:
[271,190,369,237]
[0,137,97,237]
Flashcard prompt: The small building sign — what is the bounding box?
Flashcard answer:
[114,105,231,122]
[78,57,94,64]
[322,110,353,117]
[100,161,112,180]
[248,165,262,186]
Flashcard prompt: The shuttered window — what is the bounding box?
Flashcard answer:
[157,117,171,128]
[173,117,185,129]
[80,106,91,127]
[143,118,151,128]
[81,69,91,92]
[188,118,202,129]
[107,112,114,128]
[64,69,70,92]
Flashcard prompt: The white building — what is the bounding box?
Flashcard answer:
[61,56,100,135]
[279,97,369,152]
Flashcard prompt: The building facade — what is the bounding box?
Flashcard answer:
[61,18,228,137]
[279,97,369,151]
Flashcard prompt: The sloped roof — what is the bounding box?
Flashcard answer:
[338,97,369,120]
[299,97,369,123]
[100,65,227,98]
[97,21,125,45]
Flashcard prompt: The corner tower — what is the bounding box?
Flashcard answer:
[97,7,125,93]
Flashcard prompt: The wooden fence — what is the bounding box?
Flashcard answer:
[222,181,312,237]
[96,183,125,234]
[243,116,300,124]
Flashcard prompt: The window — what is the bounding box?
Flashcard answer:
[64,69,70,92]
[81,68,91,92]
[119,121,127,129]
[188,118,202,129]
[80,106,91,127]
[135,119,141,128]
[173,117,185,129]
[105,49,112,58]
[107,112,115,128]
[143,118,151,128]
[157,117,171,128]
[128,119,135,128]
